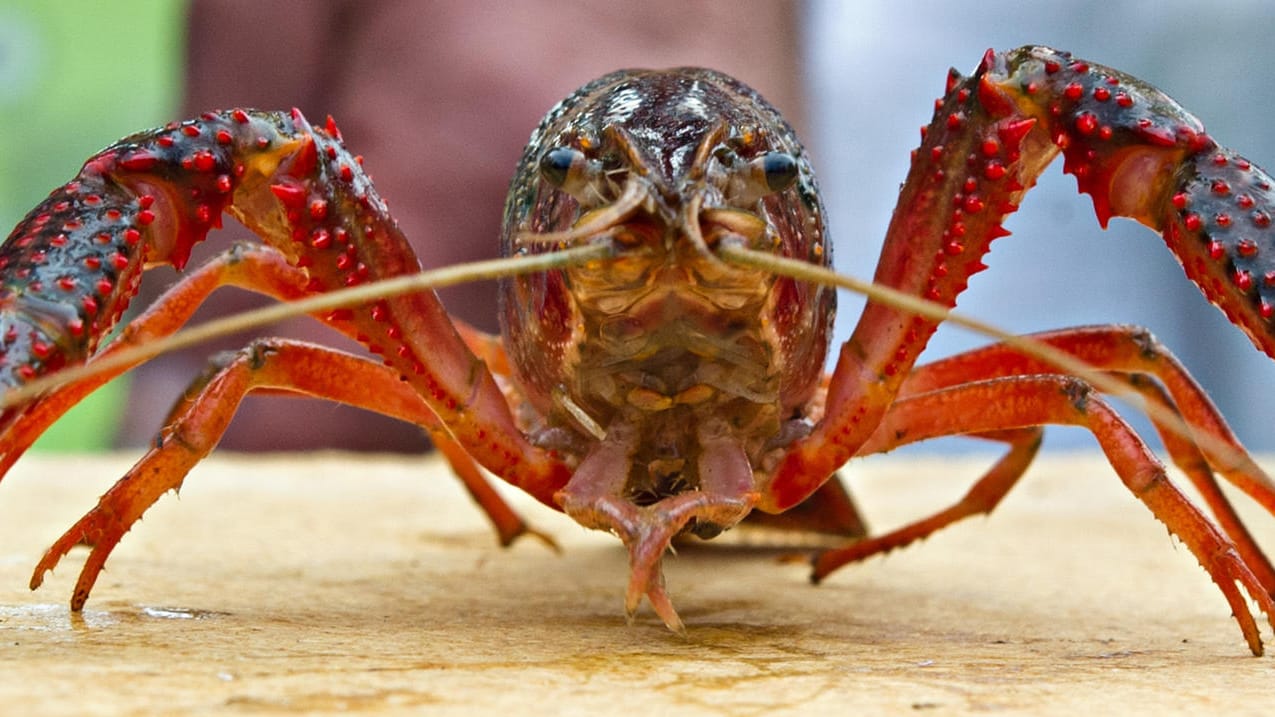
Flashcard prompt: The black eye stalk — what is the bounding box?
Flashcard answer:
[539,147,607,205]
[724,150,799,207]
[759,152,798,193]
[539,148,582,187]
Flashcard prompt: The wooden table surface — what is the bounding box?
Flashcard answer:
[1,451,1272,715]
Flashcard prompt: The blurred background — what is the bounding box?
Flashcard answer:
[1,0,1273,454]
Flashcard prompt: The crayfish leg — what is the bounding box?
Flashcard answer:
[0,243,309,481]
[886,325,1275,594]
[31,339,552,609]
[812,427,1042,582]
[839,372,1275,656]
[427,425,559,551]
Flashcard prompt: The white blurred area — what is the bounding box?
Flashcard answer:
[803,0,1275,450]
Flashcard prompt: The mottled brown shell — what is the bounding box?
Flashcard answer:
[498,68,833,476]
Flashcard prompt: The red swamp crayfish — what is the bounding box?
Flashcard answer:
[3,46,1275,654]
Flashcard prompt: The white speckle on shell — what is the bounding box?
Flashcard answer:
[603,86,644,125]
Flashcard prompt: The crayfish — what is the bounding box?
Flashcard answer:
[3,46,1275,655]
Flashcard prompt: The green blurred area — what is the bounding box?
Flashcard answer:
[0,0,185,450]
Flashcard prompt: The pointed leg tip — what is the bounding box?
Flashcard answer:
[534,531,564,555]
[624,587,644,618]
[509,525,561,554]
[808,552,828,585]
[664,614,687,638]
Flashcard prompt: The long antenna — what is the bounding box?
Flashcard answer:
[0,243,609,408]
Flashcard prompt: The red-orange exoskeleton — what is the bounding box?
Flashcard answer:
[2,47,1275,654]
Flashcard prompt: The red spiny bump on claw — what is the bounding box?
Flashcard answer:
[325,115,343,141]
[271,182,307,207]
[309,198,329,220]
[289,134,319,179]
[190,149,217,172]
[1236,270,1254,291]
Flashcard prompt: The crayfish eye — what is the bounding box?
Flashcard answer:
[538,146,607,205]
[759,151,798,193]
[539,147,584,188]
[722,150,801,207]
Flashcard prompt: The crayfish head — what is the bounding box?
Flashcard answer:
[499,67,835,459]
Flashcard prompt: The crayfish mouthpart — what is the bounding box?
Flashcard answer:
[628,574,688,637]
[563,490,757,634]
[621,517,689,634]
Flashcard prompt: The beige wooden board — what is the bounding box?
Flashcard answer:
[0,452,1272,715]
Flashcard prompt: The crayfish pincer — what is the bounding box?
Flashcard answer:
[2,47,1275,655]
